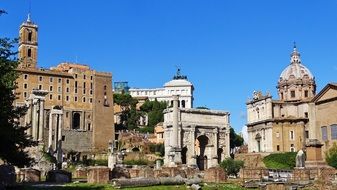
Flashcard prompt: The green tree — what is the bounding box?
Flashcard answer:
[230,128,244,149]
[220,158,244,177]
[326,142,337,169]
[0,15,37,167]
[113,93,141,130]
[140,100,167,130]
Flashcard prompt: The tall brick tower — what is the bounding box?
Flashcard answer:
[18,14,38,68]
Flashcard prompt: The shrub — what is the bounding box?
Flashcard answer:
[220,158,244,177]
[326,142,337,169]
[123,159,152,166]
[137,126,154,133]
[263,152,296,169]
[149,143,165,157]
[82,159,108,166]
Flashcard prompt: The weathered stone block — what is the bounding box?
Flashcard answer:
[87,166,110,184]
[111,167,130,179]
[74,167,88,179]
[18,168,40,182]
[47,170,72,183]
[203,167,227,183]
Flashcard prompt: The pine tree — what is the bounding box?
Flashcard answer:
[0,27,37,167]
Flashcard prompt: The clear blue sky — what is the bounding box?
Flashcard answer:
[1,1,337,133]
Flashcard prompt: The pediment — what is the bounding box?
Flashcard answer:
[313,84,337,103]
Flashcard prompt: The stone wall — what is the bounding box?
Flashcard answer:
[203,167,227,183]
[62,130,92,153]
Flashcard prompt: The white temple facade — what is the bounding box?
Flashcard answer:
[129,69,194,108]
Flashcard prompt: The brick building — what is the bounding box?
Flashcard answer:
[14,15,114,160]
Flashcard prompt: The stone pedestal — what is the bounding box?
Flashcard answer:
[18,168,41,182]
[74,168,88,179]
[88,166,110,184]
[305,139,327,168]
[46,170,72,183]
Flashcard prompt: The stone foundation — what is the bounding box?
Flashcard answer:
[203,167,227,183]
[87,166,110,184]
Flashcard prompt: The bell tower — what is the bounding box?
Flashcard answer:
[18,14,38,68]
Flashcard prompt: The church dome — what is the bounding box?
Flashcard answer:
[279,45,314,81]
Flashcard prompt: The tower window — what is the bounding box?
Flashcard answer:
[291,90,295,98]
[49,86,53,91]
[39,76,43,81]
[305,112,308,118]
[28,31,32,42]
[58,78,62,83]
[83,97,86,102]
[66,96,69,101]
[58,95,61,100]
[49,77,53,83]
[66,79,70,84]
[304,90,309,98]
[24,83,28,89]
[49,94,53,100]
[27,49,31,57]
[38,85,42,90]
[276,145,280,151]
[24,74,28,80]
[83,75,86,79]
[23,92,27,98]
[74,96,78,102]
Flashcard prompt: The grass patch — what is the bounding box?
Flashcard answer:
[263,152,296,169]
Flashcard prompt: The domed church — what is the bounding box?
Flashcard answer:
[246,44,316,153]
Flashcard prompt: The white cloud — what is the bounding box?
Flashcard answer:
[241,125,248,145]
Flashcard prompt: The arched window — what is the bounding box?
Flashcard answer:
[27,49,31,57]
[28,31,32,42]
[181,100,186,108]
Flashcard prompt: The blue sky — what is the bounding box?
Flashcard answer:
[1,1,337,133]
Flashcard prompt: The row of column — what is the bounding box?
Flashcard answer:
[25,98,45,141]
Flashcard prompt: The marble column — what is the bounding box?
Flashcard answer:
[48,112,53,149]
[56,113,63,167]
[38,100,44,141]
[225,129,230,158]
[172,95,179,148]
[189,126,197,166]
[54,114,59,149]
[31,100,38,141]
[211,128,219,167]
[57,114,62,142]
[25,100,32,136]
